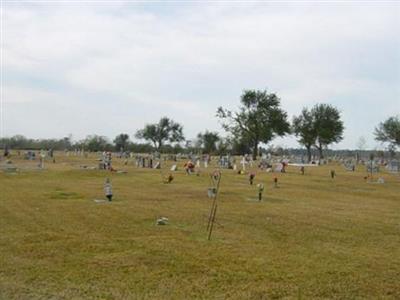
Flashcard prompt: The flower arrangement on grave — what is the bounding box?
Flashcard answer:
[212,170,220,181]
[249,172,256,185]
[165,174,174,184]
[184,161,195,174]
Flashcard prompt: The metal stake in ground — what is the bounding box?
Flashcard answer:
[207,171,221,240]
[207,171,221,230]
[207,171,221,231]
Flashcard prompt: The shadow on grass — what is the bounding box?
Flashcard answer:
[49,190,84,200]
[245,197,288,203]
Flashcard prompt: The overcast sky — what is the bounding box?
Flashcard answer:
[2,1,399,149]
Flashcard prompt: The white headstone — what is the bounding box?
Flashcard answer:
[274,163,283,172]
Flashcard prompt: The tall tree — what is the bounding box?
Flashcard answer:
[197,131,220,154]
[135,117,185,151]
[292,108,317,162]
[114,133,130,152]
[311,104,344,159]
[374,116,400,151]
[217,89,290,160]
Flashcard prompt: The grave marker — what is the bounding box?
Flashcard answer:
[257,183,264,201]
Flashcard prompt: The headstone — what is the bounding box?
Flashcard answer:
[257,183,264,201]
[241,157,246,171]
[94,199,107,203]
[2,166,17,173]
[344,160,355,171]
[274,163,283,172]
[156,217,169,225]
[366,161,379,173]
[386,160,399,173]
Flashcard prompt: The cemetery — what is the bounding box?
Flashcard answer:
[1,150,399,299]
[2,2,399,298]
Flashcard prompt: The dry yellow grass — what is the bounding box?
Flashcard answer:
[1,153,399,299]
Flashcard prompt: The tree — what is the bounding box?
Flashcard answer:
[231,136,252,155]
[374,116,400,151]
[83,135,112,152]
[135,117,185,151]
[197,131,220,154]
[216,137,233,155]
[60,136,73,150]
[311,104,344,159]
[128,142,154,153]
[356,136,367,151]
[217,89,290,160]
[114,133,130,152]
[292,108,317,162]
[355,136,367,161]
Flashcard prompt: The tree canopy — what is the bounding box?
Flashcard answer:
[292,104,344,160]
[217,89,290,160]
[292,108,317,162]
[311,104,344,159]
[135,117,185,151]
[83,135,112,152]
[196,131,220,154]
[374,116,400,151]
[113,133,130,152]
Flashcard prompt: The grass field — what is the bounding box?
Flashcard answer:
[1,153,399,299]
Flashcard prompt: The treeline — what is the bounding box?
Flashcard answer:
[0,135,153,153]
[0,134,258,155]
[1,89,399,159]
[0,134,395,160]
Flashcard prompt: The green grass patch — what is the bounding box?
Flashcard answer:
[1,153,399,299]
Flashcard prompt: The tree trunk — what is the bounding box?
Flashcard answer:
[306,146,312,163]
[252,141,258,161]
[157,140,163,152]
[318,143,324,159]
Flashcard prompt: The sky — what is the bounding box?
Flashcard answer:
[2,1,399,150]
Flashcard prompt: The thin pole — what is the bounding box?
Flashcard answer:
[207,172,221,240]
[207,172,220,230]
[208,204,217,241]
[370,160,373,180]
